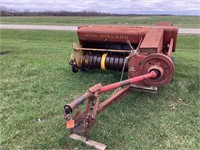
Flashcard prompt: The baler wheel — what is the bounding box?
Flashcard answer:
[72,65,79,73]
[80,67,87,72]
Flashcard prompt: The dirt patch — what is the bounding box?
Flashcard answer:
[168,98,188,110]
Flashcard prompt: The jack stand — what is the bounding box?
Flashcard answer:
[70,134,107,150]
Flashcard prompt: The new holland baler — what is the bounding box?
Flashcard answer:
[64,22,178,149]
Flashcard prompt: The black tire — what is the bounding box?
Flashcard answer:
[80,67,87,72]
[71,65,79,73]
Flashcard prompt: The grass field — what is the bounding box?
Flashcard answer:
[1,16,200,28]
[0,29,200,149]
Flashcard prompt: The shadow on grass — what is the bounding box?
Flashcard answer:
[0,50,11,55]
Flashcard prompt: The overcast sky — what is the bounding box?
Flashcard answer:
[1,0,200,15]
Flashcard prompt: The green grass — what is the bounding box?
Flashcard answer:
[0,29,200,149]
[1,16,200,28]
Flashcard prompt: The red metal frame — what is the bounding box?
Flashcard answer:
[78,25,178,52]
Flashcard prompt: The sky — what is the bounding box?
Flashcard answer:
[1,0,200,16]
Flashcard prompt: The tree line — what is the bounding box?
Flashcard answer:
[0,6,172,16]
